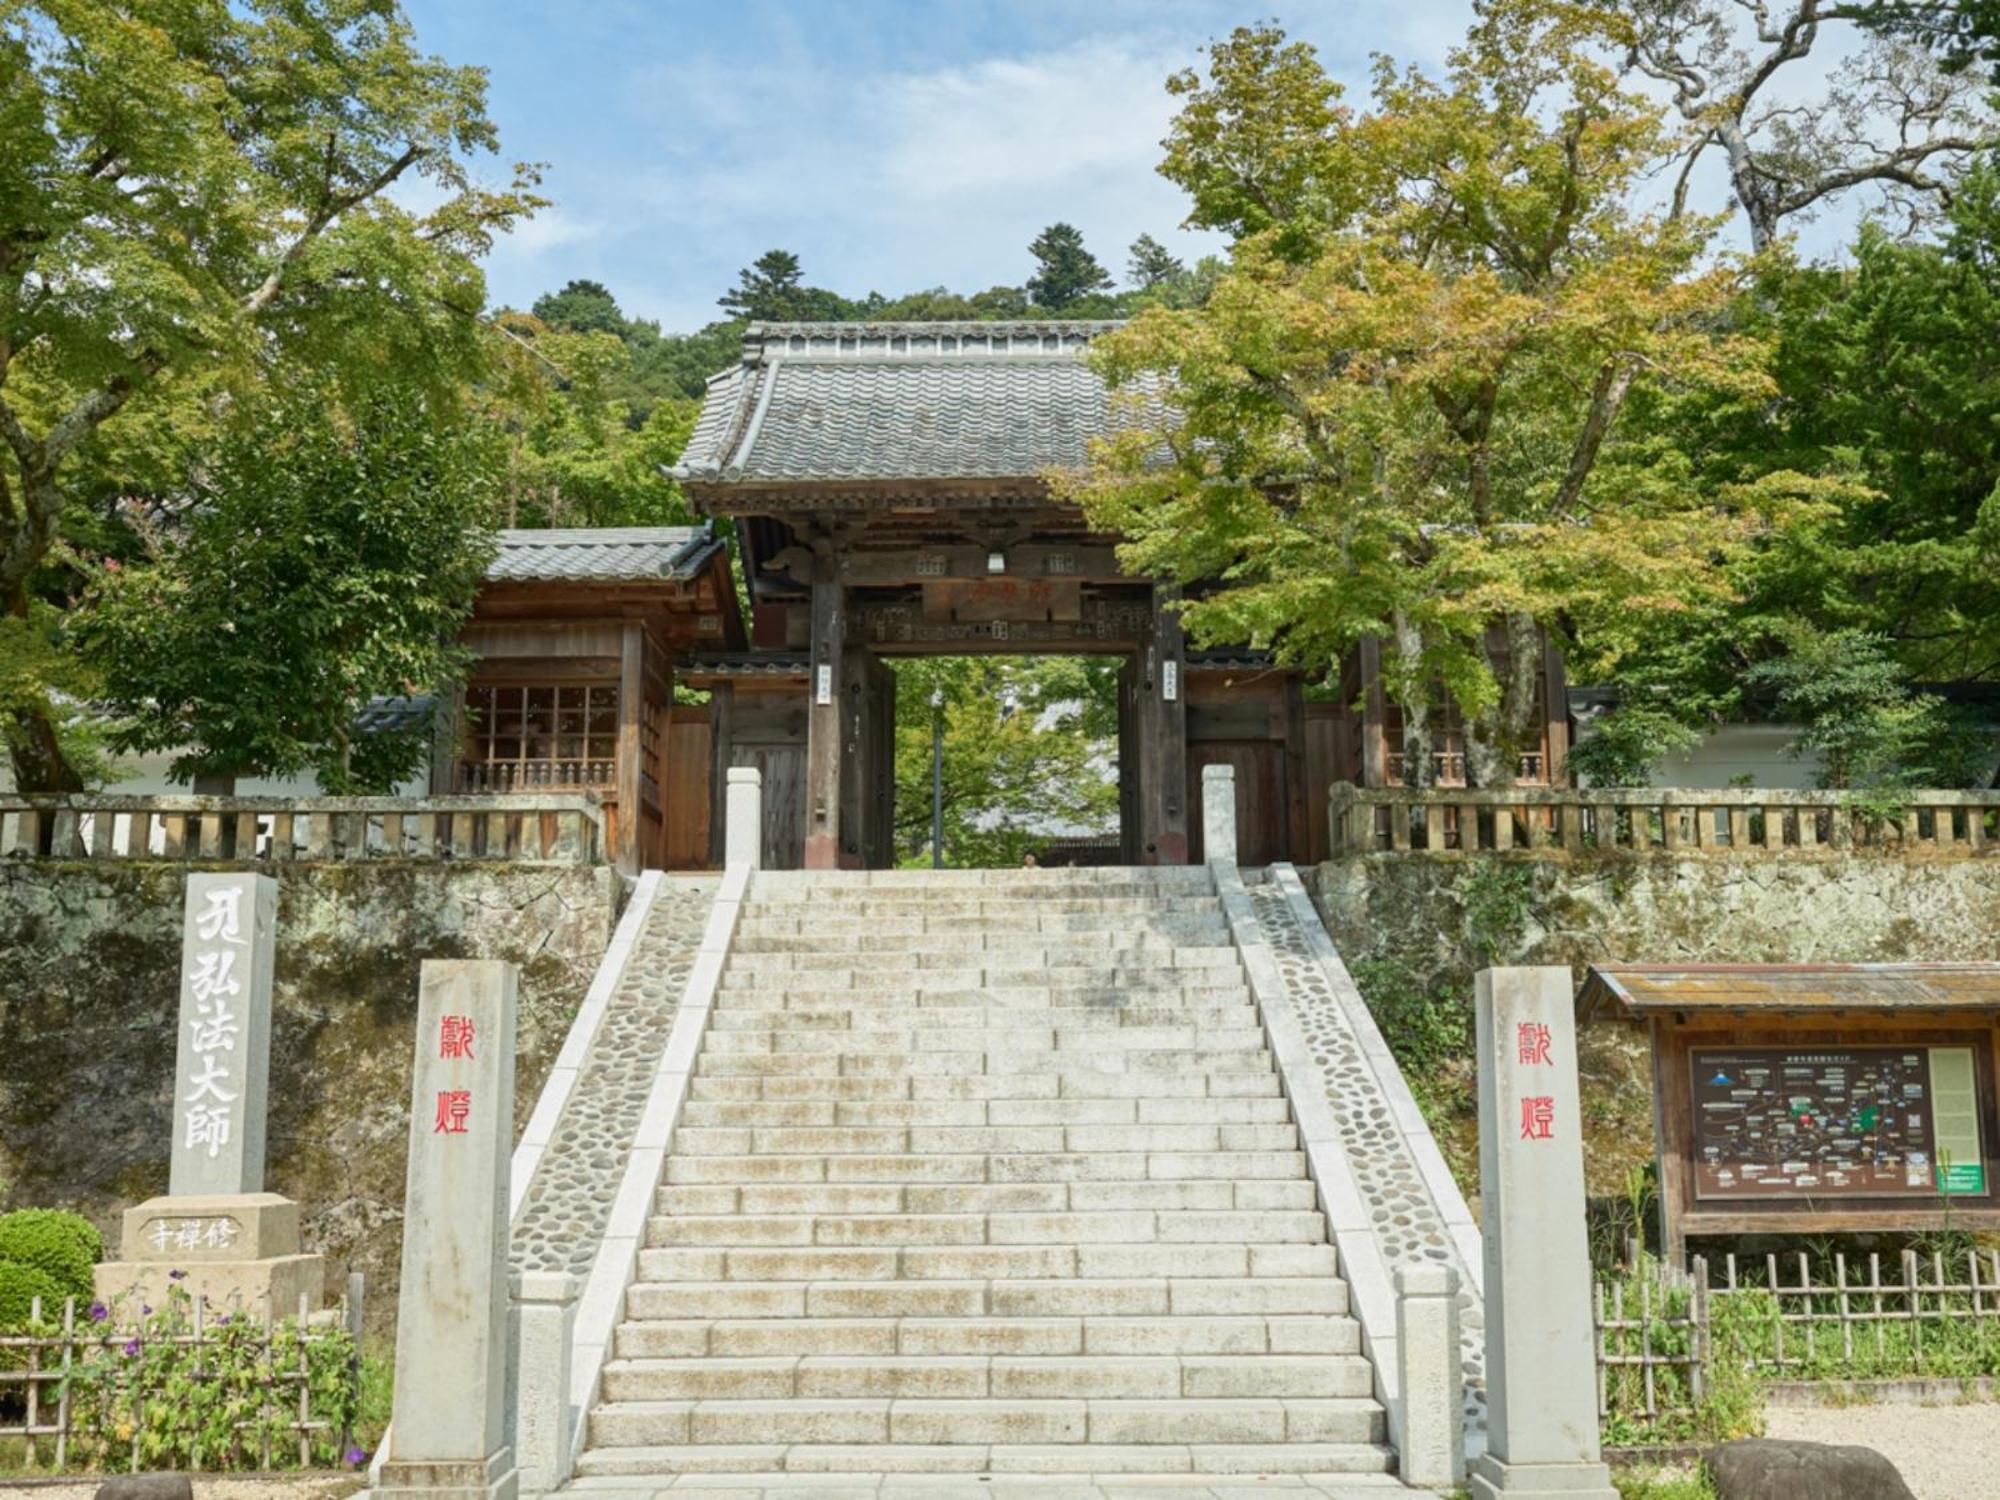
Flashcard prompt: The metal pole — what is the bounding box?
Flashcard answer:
[930,688,945,868]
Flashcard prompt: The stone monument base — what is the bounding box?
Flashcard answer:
[92,1191,326,1320]
[1470,1454,1620,1500]
[373,1448,519,1500]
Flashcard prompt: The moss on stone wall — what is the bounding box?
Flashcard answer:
[1310,854,2000,1203]
[0,860,617,1330]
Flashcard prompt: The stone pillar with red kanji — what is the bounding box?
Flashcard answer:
[95,872,325,1319]
[376,959,519,1500]
[1469,966,1616,1500]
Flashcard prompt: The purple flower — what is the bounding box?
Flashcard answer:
[344,1447,368,1466]
[87,1302,108,1323]
[215,1312,231,1326]
[122,1338,141,1357]
[140,1304,152,1316]
[168,1268,186,1281]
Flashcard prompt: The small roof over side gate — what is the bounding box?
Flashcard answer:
[487,525,723,583]
[1579,962,2000,1020]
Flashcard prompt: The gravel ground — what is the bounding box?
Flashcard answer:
[0,1480,362,1500]
[1765,1399,2000,1500]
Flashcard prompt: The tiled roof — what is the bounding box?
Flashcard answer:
[486,526,721,583]
[671,321,1157,491]
[1579,963,2000,1018]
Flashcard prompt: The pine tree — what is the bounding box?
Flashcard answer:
[1026,223,1114,311]
[1127,233,1184,289]
[719,250,807,319]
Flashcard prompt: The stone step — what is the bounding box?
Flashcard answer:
[632,1244,1340,1284]
[719,966,1246,991]
[714,984,1256,1009]
[613,1313,1359,1360]
[598,1352,1375,1403]
[739,896,1221,917]
[693,1051,1276,1080]
[687,1071,1285,1101]
[581,1397,1385,1452]
[677,1096,1293,1128]
[662,1151,1309,1186]
[707,1003,1262,1031]
[750,865,1215,889]
[573,1438,1391,1478]
[695,1029,1273,1059]
[734,910,1233,937]
[671,1124,1301,1156]
[731,933,1236,957]
[656,1179,1319,1217]
[624,1277,1351,1321]
[646,1209,1328,1248]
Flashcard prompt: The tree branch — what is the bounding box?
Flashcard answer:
[1553,356,1638,517]
[241,142,427,317]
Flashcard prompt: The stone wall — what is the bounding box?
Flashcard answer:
[1307,854,2000,1196]
[0,860,619,1328]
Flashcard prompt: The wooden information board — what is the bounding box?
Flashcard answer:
[1689,1044,1987,1202]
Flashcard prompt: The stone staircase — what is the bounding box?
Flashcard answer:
[573,866,1395,1485]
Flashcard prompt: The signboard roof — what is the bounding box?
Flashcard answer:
[1579,962,2000,1021]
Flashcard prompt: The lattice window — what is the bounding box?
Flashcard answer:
[459,683,618,792]
[1384,673,1549,786]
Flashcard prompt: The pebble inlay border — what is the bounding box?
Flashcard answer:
[1245,871,1489,1436]
[512,876,719,1276]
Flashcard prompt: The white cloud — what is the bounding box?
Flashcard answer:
[620,33,1224,329]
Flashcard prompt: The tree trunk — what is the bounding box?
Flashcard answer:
[1,584,82,793]
[1388,611,1436,789]
[1463,613,1545,789]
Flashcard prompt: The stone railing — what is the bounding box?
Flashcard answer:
[1328,783,1999,858]
[0,793,605,865]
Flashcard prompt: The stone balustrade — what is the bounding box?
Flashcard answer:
[1328,783,1998,858]
[0,792,606,865]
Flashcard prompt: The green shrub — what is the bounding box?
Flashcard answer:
[0,1208,103,1300]
[0,1259,66,1330]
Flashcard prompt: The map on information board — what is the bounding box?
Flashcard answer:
[1689,1045,1987,1201]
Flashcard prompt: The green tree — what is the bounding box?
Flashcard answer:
[0,0,540,788]
[1026,224,1115,311]
[1071,17,1819,787]
[718,249,851,321]
[890,657,1119,867]
[1848,1,2000,86]
[1127,234,1185,289]
[82,381,499,791]
[532,278,627,336]
[486,311,697,526]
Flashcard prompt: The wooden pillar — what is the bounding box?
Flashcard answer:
[1282,673,1310,864]
[867,658,897,868]
[1543,629,1572,788]
[1136,585,1189,864]
[615,624,644,876]
[429,682,463,795]
[707,682,735,868]
[1358,636,1388,789]
[804,577,846,870]
[1117,657,1141,864]
[836,638,870,869]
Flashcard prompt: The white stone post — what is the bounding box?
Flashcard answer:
[95,872,325,1317]
[1201,762,1237,868]
[1469,966,1616,1500]
[1395,1263,1465,1488]
[377,960,519,1500]
[511,1271,577,1495]
[172,872,276,1196]
[725,765,762,871]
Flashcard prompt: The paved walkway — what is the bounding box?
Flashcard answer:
[566,1477,1424,1498]
[1765,1400,2000,1500]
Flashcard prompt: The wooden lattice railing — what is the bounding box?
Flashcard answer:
[1328,784,1999,857]
[0,793,606,865]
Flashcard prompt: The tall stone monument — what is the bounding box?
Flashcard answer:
[1469,966,1617,1500]
[375,960,520,1500]
[95,872,325,1315]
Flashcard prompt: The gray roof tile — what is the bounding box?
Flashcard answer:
[487,526,719,583]
[671,321,1156,490]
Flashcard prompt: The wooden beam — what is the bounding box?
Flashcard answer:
[832,544,1129,586]
[803,577,846,869]
[707,682,734,867]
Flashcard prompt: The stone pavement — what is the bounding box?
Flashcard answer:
[564,1475,1425,1497]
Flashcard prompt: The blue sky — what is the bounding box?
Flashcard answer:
[400,1,1473,333]
[400,1,1869,335]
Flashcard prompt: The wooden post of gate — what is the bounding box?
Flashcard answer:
[1137,583,1189,864]
[804,572,846,869]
